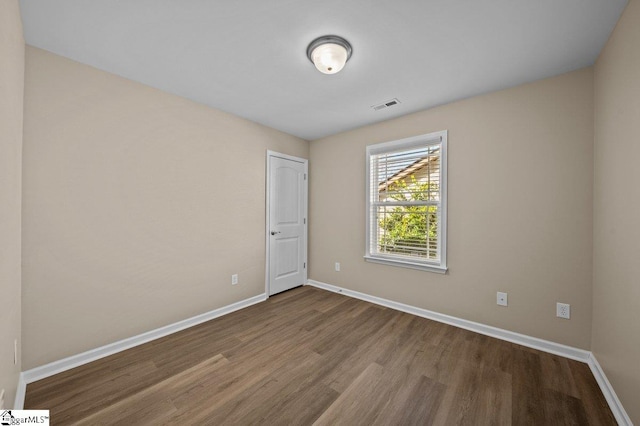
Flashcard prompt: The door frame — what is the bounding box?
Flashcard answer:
[265,150,308,297]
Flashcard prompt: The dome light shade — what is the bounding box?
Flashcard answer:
[307,35,352,75]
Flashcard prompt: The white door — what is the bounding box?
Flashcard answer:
[267,152,307,296]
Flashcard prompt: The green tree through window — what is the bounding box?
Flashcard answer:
[378,176,439,259]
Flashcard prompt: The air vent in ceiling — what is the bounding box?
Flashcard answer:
[371,98,401,111]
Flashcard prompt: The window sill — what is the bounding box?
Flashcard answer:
[364,255,447,274]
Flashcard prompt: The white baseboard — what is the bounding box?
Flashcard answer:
[19,293,267,393]
[307,279,590,362]
[588,353,633,426]
[13,373,26,409]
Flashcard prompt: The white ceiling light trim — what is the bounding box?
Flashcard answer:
[306,35,352,75]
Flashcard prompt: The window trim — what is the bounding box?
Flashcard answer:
[364,130,448,273]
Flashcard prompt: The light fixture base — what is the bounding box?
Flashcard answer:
[306,35,353,74]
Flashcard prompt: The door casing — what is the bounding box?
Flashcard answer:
[265,150,308,296]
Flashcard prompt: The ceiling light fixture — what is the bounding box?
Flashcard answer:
[306,35,352,75]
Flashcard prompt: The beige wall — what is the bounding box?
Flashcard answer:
[22,47,308,369]
[593,0,640,423]
[0,0,24,408]
[310,68,594,349]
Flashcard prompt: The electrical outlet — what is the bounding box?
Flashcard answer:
[231,274,238,285]
[335,262,340,272]
[557,302,570,319]
[497,292,508,306]
[0,388,5,410]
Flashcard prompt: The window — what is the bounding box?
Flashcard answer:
[365,130,447,273]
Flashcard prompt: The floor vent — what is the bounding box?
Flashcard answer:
[371,98,401,111]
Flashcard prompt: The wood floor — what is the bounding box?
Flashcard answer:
[25,286,615,425]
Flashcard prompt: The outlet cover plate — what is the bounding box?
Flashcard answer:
[497,292,508,306]
[557,302,570,319]
[231,274,238,285]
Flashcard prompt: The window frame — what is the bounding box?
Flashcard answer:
[364,130,448,273]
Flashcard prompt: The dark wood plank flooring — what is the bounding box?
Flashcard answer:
[25,286,616,425]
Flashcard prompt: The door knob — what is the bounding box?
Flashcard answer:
[271,231,281,235]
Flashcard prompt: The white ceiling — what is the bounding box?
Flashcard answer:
[19,0,627,140]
